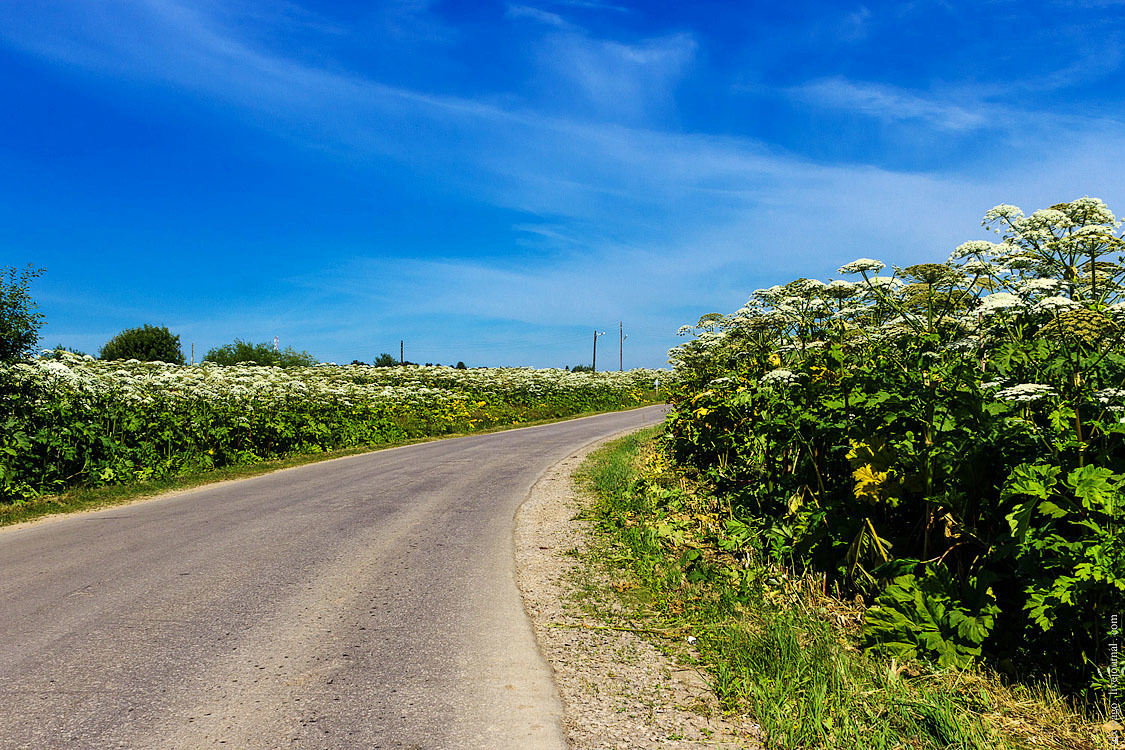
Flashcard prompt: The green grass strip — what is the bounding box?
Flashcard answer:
[576,430,1110,750]
[1,401,660,529]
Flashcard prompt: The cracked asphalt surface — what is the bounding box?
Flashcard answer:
[0,405,669,749]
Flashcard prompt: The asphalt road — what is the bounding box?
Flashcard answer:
[0,405,669,750]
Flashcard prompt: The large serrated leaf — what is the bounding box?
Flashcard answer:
[1003,463,1061,500]
[1066,465,1121,511]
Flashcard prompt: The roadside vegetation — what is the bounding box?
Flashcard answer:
[0,264,663,518]
[580,429,1112,749]
[0,356,661,509]
[579,196,1123,748]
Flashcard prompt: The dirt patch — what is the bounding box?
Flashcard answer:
[515,437,763,749]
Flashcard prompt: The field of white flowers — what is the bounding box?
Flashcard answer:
[0,355,662,502]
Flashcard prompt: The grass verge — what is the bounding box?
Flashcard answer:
[0,400,662,529]
[576,429,1113,750]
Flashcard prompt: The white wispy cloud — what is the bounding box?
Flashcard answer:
[6,0,1125,366]
[515,18,695,124]
[506,3,578,30]
[552,0,630,11]
[785,77,992,132]
[840,5,872,42]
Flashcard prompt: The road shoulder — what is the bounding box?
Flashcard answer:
[515,435,760,749]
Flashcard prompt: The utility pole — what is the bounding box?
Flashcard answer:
[620,321,626,372]
[592,329,606,371]
[191,343,194,366]
[400,340,404,365]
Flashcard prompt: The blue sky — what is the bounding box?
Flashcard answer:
[2,0,1124,368]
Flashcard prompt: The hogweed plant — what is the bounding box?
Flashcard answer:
[666,197,1125,699]
[0,358,663,503]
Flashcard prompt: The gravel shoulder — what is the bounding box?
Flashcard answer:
[515,435,763,749]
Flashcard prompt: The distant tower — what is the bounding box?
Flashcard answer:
[273,336,279,352]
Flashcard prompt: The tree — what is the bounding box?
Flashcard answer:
[203,339,316,368]
[571,363,594,372]
[373,352,398,367]
[100,324,185,364]
[456,361,467,369]
[0,265,45,362]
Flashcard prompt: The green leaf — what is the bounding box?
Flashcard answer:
[862,566,996,669]
[1003,463,1061,501]
[1037,501,1070,519]
[1005,501,1036,542]
[729,391,755,407]
[1065,465,1121,512]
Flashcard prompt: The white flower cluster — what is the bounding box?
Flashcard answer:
[866,276,901,289]
[982,204,1024,226]
[958,259,993,275]
[1032,296,1080,314]
[837,258,885,275]
[827,279,858,294]
[1014,278,1064,297]
[994,383,1056,403]
[6,353,667,415]
[760,369,800,385]
[1068,196,1119,227]
[668,196,1124,378]
[950,240,1009,261]
[1095,388,1125,405]
[977,292,1025,315]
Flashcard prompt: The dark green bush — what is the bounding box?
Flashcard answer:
[372,352,398,367]
[203,339,316,368]
[100,324,185,364]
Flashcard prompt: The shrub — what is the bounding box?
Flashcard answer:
[99,324,185,364]
[203,339,315,368]
[372,352,398,367]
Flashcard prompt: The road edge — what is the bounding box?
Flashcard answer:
[513,426,760,749]
[1,404,667,535]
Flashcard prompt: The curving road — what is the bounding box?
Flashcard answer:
[0,405,669,749]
